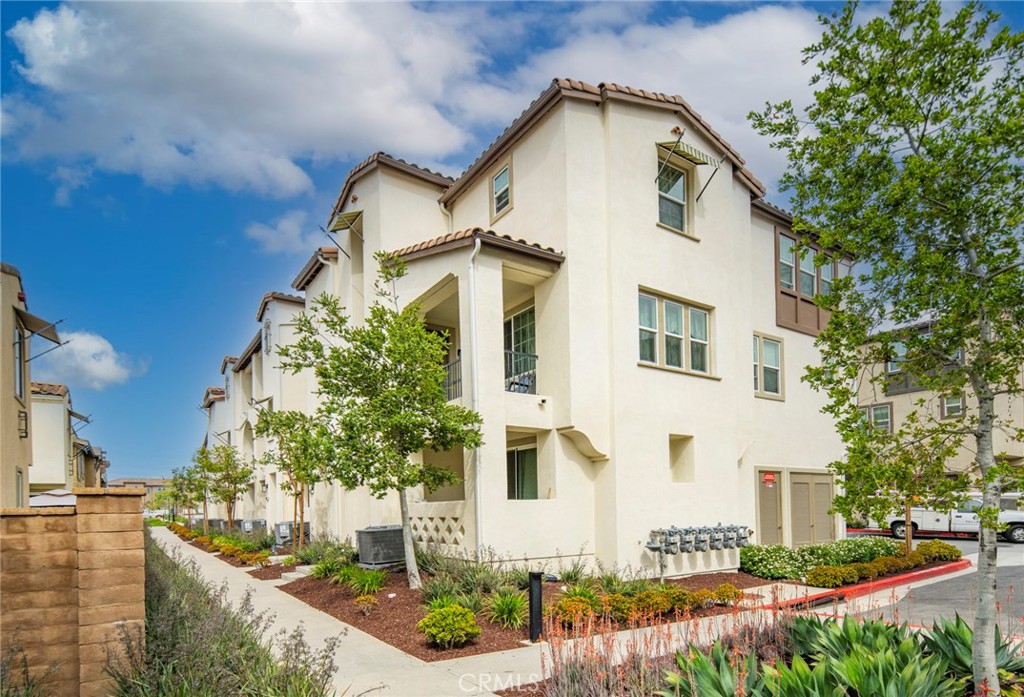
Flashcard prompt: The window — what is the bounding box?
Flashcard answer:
[753,334,783,398]
[859,404,892,432]
[638,291,713,375]
[504,306,536,392]
[820,260,834,295]
[13,325,25,401]
[491,162,511,219]
[506,447,538,500]
[887,342,906,374]
[942,395,964,418]
[657,161,687,232]
[799,250,816,296]
[779,235,796,290]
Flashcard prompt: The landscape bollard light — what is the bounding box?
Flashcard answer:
[529,571,543,643]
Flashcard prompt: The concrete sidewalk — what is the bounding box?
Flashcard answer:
[151,526,502,696]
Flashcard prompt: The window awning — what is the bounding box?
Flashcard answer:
[328,209,363,234]
[657,141,720,169]
[14,308,60,344]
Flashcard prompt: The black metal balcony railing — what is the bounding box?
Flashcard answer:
[443,359,462,401]
[504,350,538,394]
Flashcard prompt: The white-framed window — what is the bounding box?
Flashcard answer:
[753,334,783,397]
[506,447,538,500]
[859,404,892,432]
[657,161,687,232]
[638,294,658,364]
[13,325,26,401]
[942,395,964,418]
[779,235,796,290]
[887,342,906,373]
[799,250,816,296]
[491,162,511,219]
[820,259,834,295]
[638,291,712,375]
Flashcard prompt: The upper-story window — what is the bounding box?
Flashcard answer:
[491,161,512,221]
[753,333,784,398]
[13,325,25,401]
[942,395,964,418]
[638,291,712,375]
[657,161,687,233]
[779,235,796,290]
[887,342,906,374]
[775,228,844,337]
[859,403,892,432]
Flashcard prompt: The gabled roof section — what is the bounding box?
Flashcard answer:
[220,356,237,375]
[31,382,69,397]
[327,152,453,228]
[752,198,793,226]
[1,262,21,279]
[292,246,340,292]
[256,291,304,322]
[395,228,564,265]
[202,386,226,408]
[440,78,766,207]
[234,330,262,372]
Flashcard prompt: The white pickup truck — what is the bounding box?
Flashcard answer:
[885,498,1024,543]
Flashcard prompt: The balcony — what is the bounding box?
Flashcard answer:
[504,350,537,394]
[443,359,462,401]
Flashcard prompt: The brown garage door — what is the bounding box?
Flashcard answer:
[757,470,783,545]
[790,473,835,546]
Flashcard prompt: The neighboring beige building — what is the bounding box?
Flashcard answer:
[1,263,60,508]
[107,477,168,508]
[856,331,1024,473]
[202,79,848,574]
[29,382,91,493]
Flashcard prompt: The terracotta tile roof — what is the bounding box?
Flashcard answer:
[327,152,453,227]
[292,246,340,291]
[234,330,262,372]
[752,198,793,224]
[31,382,69,397]
[256,290,304,322]
[220,355,237,375]
[202,386,226,408]
[394,228,564,264]
[440,78,766,207]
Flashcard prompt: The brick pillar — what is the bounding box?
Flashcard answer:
[74,488,145,697]
[0,507,80,695]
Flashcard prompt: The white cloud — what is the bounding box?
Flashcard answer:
[4,3,485,198]
[244,209,322,255]
[3,2,825,201]
[50,165,91,206]
[36,330,147,390]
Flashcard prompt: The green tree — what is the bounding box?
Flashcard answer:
[168,465,204,524]
[205,444,254,533]
[255,409,329,550]
[280,252,483,589]
[750,1,1024,691]
[191,446,215,536]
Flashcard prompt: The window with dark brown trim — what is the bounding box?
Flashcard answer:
[774,227,843,337]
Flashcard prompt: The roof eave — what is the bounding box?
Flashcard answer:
[234,331,262,373]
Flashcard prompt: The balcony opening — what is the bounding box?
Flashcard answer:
[504,306,536,394]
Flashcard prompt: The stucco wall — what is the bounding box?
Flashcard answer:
[0,489,145,697]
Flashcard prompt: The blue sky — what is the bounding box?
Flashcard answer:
[3,1,1022,479]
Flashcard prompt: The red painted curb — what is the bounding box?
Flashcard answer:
[757,558,973,610]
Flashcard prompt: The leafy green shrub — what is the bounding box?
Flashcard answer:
[281,555,297,566]
[849,562,878,581]
[805,565,847,588]
[924,614,1024,680]
[620,577,653,598]
[633,589,673,616]
[455,591,484,614]
[485,589,527,630]
[740,544,803,579]
[742,538,905,580]
[331,565,359,586]
[663,586,693,613]
[294,537,356,566]
[422,594,458,613]
[916,540,962,562]
[562,584,601,611]
[600,593,635,622]
[558,557,589,585]
[417,606,481,649]
[550,597,596,626]
[906,550,926,568]
[597,571,625,596]
[713,583,741,605]
[503,565,531,591]
[348,568,387,595]
[690,588,716,609]
[309,557,349,580]
[659,642,764,697]
[420,575,459,602]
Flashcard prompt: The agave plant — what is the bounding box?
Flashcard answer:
[658,643,767,697]
[923,614,1024,678]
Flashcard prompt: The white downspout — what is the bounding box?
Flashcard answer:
[468,236,483,560]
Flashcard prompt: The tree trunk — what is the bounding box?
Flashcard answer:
[905,502,914,557]
[226,499,234,533]
[293,481,301,551]
[973,382,1001,695]
[298,484,305,550]
[399,488,421,590]
[202,497,209,537]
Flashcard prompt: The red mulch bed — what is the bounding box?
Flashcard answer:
[279,570,766,662]
[249,564,298,580]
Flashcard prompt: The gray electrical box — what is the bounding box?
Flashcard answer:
[274,521,310,546]
[356,525,404,568]
[241,519,267,534]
